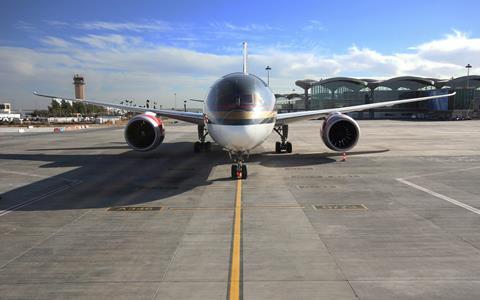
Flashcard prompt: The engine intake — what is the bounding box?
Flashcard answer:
[124,113,165,151]
[321,112,360,152]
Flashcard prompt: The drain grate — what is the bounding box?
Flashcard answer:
[313,204,367,210]
[108,206,162,211]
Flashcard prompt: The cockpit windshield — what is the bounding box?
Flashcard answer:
[206,73,275,111]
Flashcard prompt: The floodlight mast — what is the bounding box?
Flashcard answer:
[242,42,248,75]
[466,63,472,89]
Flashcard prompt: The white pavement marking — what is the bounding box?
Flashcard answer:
[397,178,480,216]
[402,166,480,180]
[0,180,82,217]
[432,131,480,134]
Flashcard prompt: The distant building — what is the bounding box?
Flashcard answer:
[73,74,85,99]
[0,103,12,114]
[287,76,480,120]
[0,102,22,122]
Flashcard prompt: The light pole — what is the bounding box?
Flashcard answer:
[466,64,472,89]
[466,64,473,117]
[265,66,271,86]
[174,93,177,110]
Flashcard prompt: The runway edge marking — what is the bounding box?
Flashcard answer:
[397,178,480,215]
[228,179,243,300]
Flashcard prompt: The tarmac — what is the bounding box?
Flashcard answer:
[1,119,480,299]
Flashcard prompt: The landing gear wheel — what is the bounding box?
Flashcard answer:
[241,165,248,179]
[205,141,212,152]
[195,125,210,153]
[231,165,238,179]
[194,142,201,153]
[286,142,292,153]
[275,141,281,153]
[274,124,290,154]
[229,151,248,180]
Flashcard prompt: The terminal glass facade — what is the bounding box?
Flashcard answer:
[307,76,480,120]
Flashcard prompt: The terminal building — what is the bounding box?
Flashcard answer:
[280,76,480,120]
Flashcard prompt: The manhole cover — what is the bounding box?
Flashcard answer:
[313,204,367,210]
[108,206,162,211]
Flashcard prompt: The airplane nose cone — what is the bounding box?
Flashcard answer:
[208,123,274,152]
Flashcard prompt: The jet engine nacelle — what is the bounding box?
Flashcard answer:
[321,112,360,152]
[124,112,165,151]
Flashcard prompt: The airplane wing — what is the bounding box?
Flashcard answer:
[33,92,204,125]
[276,92,456,125]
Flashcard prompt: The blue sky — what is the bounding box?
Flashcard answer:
[1,0,479,109]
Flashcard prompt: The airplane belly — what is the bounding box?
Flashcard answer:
[208,123,274,152]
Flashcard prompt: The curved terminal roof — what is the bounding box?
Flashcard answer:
[295,79,317,90]
[448,75,480,89]
[426,78,450,89]
[378,76,435,90]
[318,77,368,91]
[309,75,479,91]
[359,78,382,90]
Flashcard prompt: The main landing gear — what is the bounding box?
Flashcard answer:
[194,125,211,153]
[230,152,248,180]
[274,124,292,153]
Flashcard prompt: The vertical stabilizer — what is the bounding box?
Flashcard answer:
[242,41,248,74]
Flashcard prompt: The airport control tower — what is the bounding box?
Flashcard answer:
[73,74,85,99]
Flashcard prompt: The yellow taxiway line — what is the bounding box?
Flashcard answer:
[228,179,242,300]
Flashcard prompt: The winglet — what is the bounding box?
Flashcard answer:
[242,41,248,75]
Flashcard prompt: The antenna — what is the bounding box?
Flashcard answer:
[242,41,248,74]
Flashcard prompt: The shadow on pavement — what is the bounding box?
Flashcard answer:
[0,142,389,211]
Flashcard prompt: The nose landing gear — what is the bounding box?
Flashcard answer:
[230,152,248,179]
[274,124,292,153]
[231,164,247,179]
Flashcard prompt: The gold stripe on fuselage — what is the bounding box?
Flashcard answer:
[212,110,277,120]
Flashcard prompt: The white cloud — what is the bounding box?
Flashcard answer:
[44,20,69,27]
[1,30,479,110]
[14,21,36,33]
[222,22,275,32]
[303,20,325,32]
[73,34,142,49]
[79,21,171,32]
[409,30,480,67]
[42,36,72,48]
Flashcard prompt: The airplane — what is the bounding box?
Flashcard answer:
[34,42,455,180]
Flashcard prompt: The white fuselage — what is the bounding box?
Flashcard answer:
[207,122,275,152]
[203,72,277,153]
